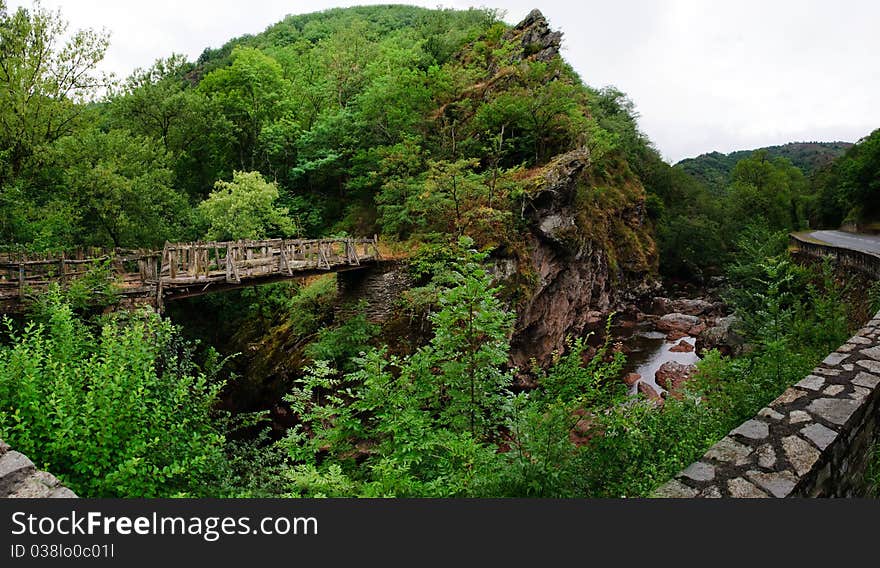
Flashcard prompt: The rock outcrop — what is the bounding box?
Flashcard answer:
[508,148,658,369]
[696,315,744,356]
[505,9,563,64]
[656,313,704,335]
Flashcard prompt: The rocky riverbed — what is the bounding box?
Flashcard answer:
[609,294,743,405]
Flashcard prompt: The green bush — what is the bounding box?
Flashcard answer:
[0,287,229,497]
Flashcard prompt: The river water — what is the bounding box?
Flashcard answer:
[612,321,701,395]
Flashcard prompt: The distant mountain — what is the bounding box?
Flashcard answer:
[675,142,853,194]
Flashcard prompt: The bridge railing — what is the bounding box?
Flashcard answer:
[1,237,380,307]
[159,237,380,284]
[0,248,151,299]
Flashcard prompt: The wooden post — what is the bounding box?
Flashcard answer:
[279,242,292,275]
[18,264,24,297]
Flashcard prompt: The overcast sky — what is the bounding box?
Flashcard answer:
[9,0,880,162]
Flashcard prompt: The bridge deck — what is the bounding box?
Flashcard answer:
[0,237,380,312]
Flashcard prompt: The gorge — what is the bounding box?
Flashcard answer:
[1,2,879,499]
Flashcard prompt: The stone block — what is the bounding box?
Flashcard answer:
[758,407,784,421]
[757,444,777,469]
[822,352,849,366]
[857,359,880,374]
[699,486,722,498]
[823,385,845,396]
[728,477,769,498]
[652,479,698,498]
[704,436,753,466]
[772,389,805,407]
[795,375,825,391]
[747,470,798,498]
[860,346,880,360]
[681,461,715,482]
[731,419,770,440]
[782,435,820,476]
[800,422,838,451]
[788,410,811,424]
[852,372,880,389]
[49,487,77,498]
[806,397,861,426]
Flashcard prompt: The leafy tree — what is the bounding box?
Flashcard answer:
[812,128,880,226]
[109,54,222,198]
[0,0,109,176]
[197,170,297,240]
[725,150,808,233]
[281,237,514,496]
[199,47,292,171]
[49,128,189,248]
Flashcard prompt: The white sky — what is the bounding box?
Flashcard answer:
[9,0,880,163]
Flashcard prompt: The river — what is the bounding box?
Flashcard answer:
[612,320,701,396]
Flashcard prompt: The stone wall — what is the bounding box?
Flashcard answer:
[336,261,414,323]
[654,239,880,498]
[0,439,77,498]
[790,233,880,278]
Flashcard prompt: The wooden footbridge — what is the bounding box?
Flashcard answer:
[0,237,381,312]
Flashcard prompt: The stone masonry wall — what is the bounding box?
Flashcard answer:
[0,439,77,498]
[654,239,880,498]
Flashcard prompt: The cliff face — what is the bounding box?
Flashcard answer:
[507,148,658,369]
[486,11,659,368]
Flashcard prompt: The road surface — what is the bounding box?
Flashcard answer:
[806,230,880,255]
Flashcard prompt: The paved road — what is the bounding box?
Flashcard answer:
[808,230,880,255]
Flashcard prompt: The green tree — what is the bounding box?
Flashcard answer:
[109,54,222,198]
[197,170,297,240]
[48,128,189,248]
[0,0,109,176]
[282,237,514,496]
[725,151,808,233]
[198,46,292,171]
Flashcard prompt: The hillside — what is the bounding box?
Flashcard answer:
[676,141,852,194]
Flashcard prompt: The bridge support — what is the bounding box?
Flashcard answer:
[336,261,412,323]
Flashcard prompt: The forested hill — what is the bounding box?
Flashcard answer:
[676,141,852,194]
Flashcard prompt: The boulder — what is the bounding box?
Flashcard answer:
[671,299,716,316]
[638,382,664,407]
[669,340,695,353]
[656,313,701,334]
[696,315,744,356]
[655,361,697,397]
[666,330,689,341]
[651,297,674,315]
[623,372,642,386]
